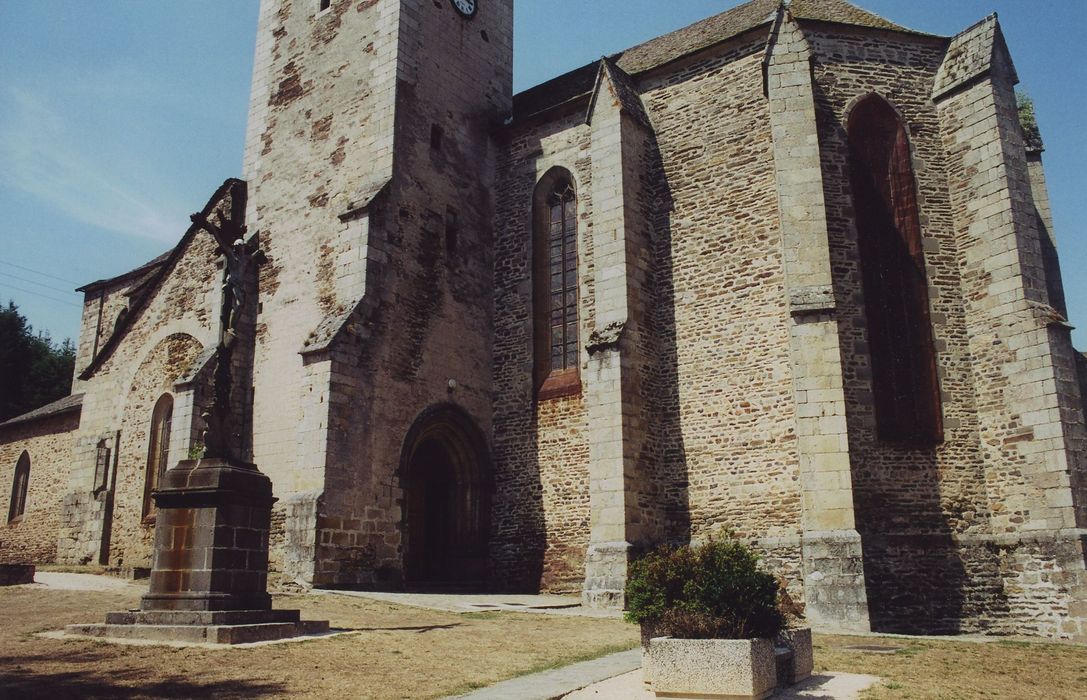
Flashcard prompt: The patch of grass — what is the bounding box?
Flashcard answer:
[461,611,504,620]
[995,639,1034,648]
[816,633,1087,700]
[0,585,639,700]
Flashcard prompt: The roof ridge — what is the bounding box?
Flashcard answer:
[787,0,918,34]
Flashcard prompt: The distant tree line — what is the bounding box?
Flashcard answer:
[0,301,75,422]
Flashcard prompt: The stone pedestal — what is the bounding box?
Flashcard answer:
[66,458,328,645]
[141,458,274,612]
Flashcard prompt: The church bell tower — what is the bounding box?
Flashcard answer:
[240,0,512,586]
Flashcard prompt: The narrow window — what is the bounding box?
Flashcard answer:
[318,0,332,12]
[8,451,30,523]
[445,207,459,255]
[93,439,112,493]
[532,168,580,398]
[848,95,942,444]
[430,124,444,152]
[142,394,174,519]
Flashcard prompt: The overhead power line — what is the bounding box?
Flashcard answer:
[0,259,83,286]
[0,282,83,309]
[0,270,79,296]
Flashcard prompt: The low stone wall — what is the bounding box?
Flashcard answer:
[0,563,35,586]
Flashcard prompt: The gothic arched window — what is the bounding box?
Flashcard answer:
[532,168,580,399]
[848,95,942,444]
[142,394,174,519]
[8,451,30,523]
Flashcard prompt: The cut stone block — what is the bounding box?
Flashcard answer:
[644,636,777,700]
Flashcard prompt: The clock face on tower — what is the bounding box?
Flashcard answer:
[450,0,477,19]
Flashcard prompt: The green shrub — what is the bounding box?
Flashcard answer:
[624,536,785,640]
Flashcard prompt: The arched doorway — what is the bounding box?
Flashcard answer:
[400,404,491,589]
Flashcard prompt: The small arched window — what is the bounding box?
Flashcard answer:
[8,451,30,523]
[532,168,580,399]
[142,394,174,519]
[848,95,942,444]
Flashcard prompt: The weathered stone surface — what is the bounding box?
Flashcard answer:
[0,564,35,586]
[644,637,777,700]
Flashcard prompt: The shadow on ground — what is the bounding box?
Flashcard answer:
[0,655,288,699]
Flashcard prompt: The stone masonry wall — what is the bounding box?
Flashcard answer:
[107,334,205,571]
[58,195,225,567]
[242,0,403,583]
[493,109,594,593]
[640,39,802,550]
[805,23,994,633]
[0,413,80,564]
[935,24,1086,641]
[309,0,512,587]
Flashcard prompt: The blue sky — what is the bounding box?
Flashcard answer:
[0,1,1083,348]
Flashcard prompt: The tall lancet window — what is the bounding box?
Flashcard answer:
[142,394,174,519]
[533,168,580,399]
[8,451,30,523]
[848,95,942,444]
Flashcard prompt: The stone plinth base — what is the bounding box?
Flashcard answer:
[583,541,632,609]
[775,628,813,687]
[66,609,329,645]
[801,530,871,633]
[143,458,274,612]
[0,564,35,586]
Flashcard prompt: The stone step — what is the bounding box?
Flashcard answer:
[65,619,330,645]
[104,609,301,626]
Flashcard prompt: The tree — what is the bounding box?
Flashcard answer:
[0,301,76,422]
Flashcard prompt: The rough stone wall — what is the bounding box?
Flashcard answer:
[0,413,80,563]
[492,110,594,593]
[935,25,1086,641]
[57,203,223,567]
[106,333,205,570]
[242,0,402,522]
[243,0,512,586]
[805,23,992,633]
[73,271,161,392]
[308,0,512,588]
[640,39,801,547]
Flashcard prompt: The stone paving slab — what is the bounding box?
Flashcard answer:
[31,572,145,592]
[448,649,642,700]
[562,669,881,699]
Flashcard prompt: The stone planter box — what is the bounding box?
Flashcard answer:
[775,627,813,686]
[644,636,777,700]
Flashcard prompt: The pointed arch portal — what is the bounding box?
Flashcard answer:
[400,404,491,588]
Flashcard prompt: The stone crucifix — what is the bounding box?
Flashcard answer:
[190,207,256,463]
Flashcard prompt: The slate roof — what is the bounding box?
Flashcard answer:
[76,250,172,294]
[788,0,907,33]
[512,0,924,121]
[586,58,653,128]
[0,393,84,429]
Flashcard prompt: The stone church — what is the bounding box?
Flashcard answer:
[2,0,1085,641]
